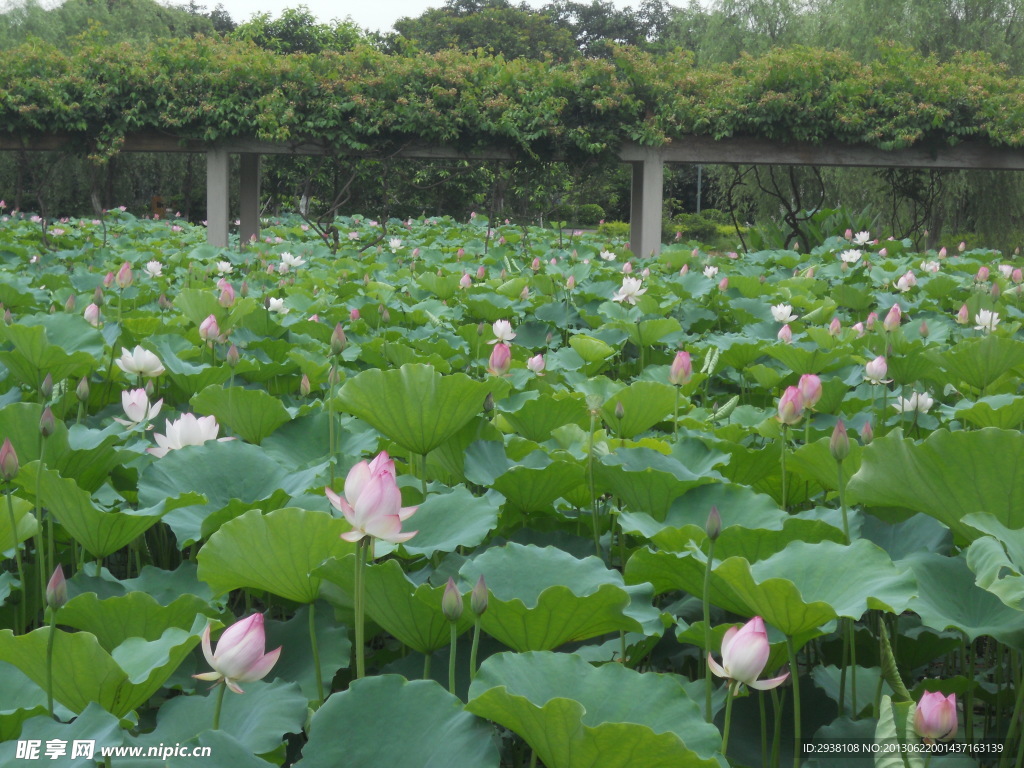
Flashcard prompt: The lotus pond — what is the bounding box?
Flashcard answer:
[1,210,1023,767]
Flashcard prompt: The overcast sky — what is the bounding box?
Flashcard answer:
[197,0,648,34]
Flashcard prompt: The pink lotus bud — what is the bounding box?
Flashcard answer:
[226,344,240,368]
[39,406,55,437]
[959,241,966,253]
[331,324,347,355]
[488,343,511,376]
[500,269,507,280]
[864,356,888,384]
[852,322,865,337]
[976,266,990,282]
[845,228,853,240]
[76,377,89,402]
[64,294,75,312]
[707,616,789,692]
[956,304,970,324]
[691,248,699,257]
[198,314,220,343]
[240,281,249,298]
[115,262,133,289]
[442,577,464,622]
[866,311,878,330]
[861,420,873,444]
[566,275,576,290]
[915,690,957,742]
[878,247,888,257]
[777,386,805,425]
[829,317,842,336]
[84,303,101,327]
[46,566,68,610]
[718,277,729,291]
[349,308,360,322]
[471,575,488,616]
[883,304,902,331]
[218,282,235,307]
[992,282,1001,298]
[830,420,849,462]
[919,321,929,338]
[40,373,53,399]
[103,271,115,288]
[460,273,472,289]
[706,506,722,540]
[938,247,947,258]
[531,257,541,271]
[798,374,822,408]
[300,374,311,397]
[1013,268,1023,284]
[519,286,530,300]
[526,354,545,374]
[777,324,793,343]
[457,248,466,259]
[193,614,282,694]
[622,261,633,274]
[0,437,18,481]
[158,293,172,311]
[380,307,390,324]
[669,350,692,386]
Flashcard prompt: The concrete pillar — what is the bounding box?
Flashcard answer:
[629,150,665,257]
[206,149,230,247]
[239,153,261,245]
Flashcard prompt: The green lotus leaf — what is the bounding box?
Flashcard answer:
[569,333,616,363]
[198,507,355,604]
[0,702,122,767]
[611,316,682,347]
[336,363,493,455]
[594,442,727,520]
[765,345,844,374]
[467,652,723,768]
[0,494,37,554]
[874,695,925,768]
[400,484,501,558]
[903,552,1024,645]
[0,615,207,717]
[931,334,1024,394]
[0,661,71,742]
[315,556,474,654]
[498,392,589,442]
[148,335,233,397]
[963,514,1024,611]
[173,287,222,328]
[0,322,96,389]
[787,436,863,492]
[459,543,656,651]
[599,381,677,438]
[125,679,306,757]
[296,675,499,768]
[190,385,292,444]
[812,665,893,719]
[950,394,1024,429]
[846,428,1024,542]
[57,591,215,652]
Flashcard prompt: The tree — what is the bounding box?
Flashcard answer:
[231,6,363,54]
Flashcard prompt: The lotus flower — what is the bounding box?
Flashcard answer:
[144,261,163,278]
[46,565,67,610]
[669,350,692,386]
[83,303,101,327]
[974,309,1000,333]
[864,356,891,385]
[612,276,647,305]
[839,249,861,264]
[771,304,798,323]
[116,346,165,377]
[490,319,516,345]
[883,303,902,331]
[326,452,418,544]
[148,413,228,457]
[459,273,472,289]
[708,616,789,695]
[114,389,162,427]
[599,250,616,261]
[266,297,288,314]
[199,314,222,343]
[0,437,18,481]
[278,252,305,272]
[777,386,804,425]
[115,262,133,289]
[896,271,916,292]
[894,392,934,413]
[852,231,871,246]
[488,342,511,376]
[216,260,233,275]
[798,374,822,408]
[193,614,281,694]
[703,265,718,279]
[526,354,545,374]
[777,324,793,343]
[915,690,957,742]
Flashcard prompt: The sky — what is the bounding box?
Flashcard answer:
[199,0,648,34]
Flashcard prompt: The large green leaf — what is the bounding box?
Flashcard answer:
[0,495,38,555]
[0,322,95,389]
[336,364,494,455]
[296,676,500,768]
[847,428,1024,542]
[0,702,123,767]
[498,392,590,442]
[0,616,206,717]
[458,543,657,651]
[599,381,677,438]
[198,507,355,603]
[400,484,501,558]
[964,513,1024,611]
[465,442,585,513]
[467,652,724,768]
[191,385,293,444]
[932,334,1024,394]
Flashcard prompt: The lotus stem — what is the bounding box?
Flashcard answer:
[448,622,457,695]
[999,660,1024,768]
[839,619,849,716]
[703,536,716,722]
[469,619,481,681]
[673,386,680,443]
[721,684,736,758]
[780,425,789,511]
[965,635,975,745]
[46,612,57,718]
[309,602,324,706]
[760,690,769,768]
[5,487,26,633]
[786,634,801,768]
[837,461,849,544]
[354,538,370,679]
[423,653,431,681]
[211,681,226,730]
[587,409,600,558]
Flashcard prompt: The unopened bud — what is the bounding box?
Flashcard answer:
[93,286,104,305]
[706,506,722,541]
[0,437,19,481]
[76,377,89,402]
[471,575,488,616]
[46,565,67,610]
[830,420,850,463]
[614,401,625,420]
[300,373,311,397]
[226,344,240,368]
[39,406,56,437]
[442,577,463,622]
[40,373,53,399]
[861,420,874,445]
[331,323,347,355]
[64,294,76,312]
[483,392,494,413]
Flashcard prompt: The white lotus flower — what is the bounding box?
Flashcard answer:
[215,261,233,275]
[148,413,230,458]
[489,319,516,345]
[896,271,917,292]
[113,389,162,427]
[852,231,871,246]
[703,265,718,279]
[839,249,862,264]
[599,250,616,261]
[267,297,289,314]
[116,346,165,378]
[388,238,402,252]
[612,276,647,305]
[771,304,798,323]
[974,309,1000,333]
[279,252,305,273]
[920,260,940,273]
[893,392,934,414]
[144,261,163,278]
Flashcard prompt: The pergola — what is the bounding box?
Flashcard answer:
[4,133,1024,255]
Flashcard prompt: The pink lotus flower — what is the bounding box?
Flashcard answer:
[115,262,133,289]
[915,690,957,742]
[526,354,545,374]
[976,266,990,282]
[83,303,101,327]
[488,342,511,376]
[218,281,235,307]
[798,374,822,408]
[777,386,804,425]
[708,616,789,695]
[194,614,281,694]
[566,275,576,290]
[199,314,222,343]
[864,356,890,385]
[669,350,692,386]
[326,452,418,544]
[883,304,902,331]
[459,273,472,289]
[777,324,793,344]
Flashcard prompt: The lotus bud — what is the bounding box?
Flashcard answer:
[622,261,633,274]
[460,273,472,289]
[64,294,76,312]
[198,314,220,343]
[40,372,53,399]
[1013,268,1023,284]
[566,275,576,290]
[46,565,67,610]
[84,303,101,327]
[938,247,947,258]
[531,257,541,271]
[777,324,793,343]
[845,228,853,240]
[240,281,249,298]
[829,317,842,336]
[526,354,545,374]
[976,265,990,282]
[331,324,347,355]
[680,264,689,275]
[115,262,133,289]
[883,304,902,331]
[349,307,360,322]
[488,343,511,376]
[103,271,115,287]
[39,406,55,438]
[300,374,311,397]
[777,386,805,425]
[956,304,970,324]
[0,437,18,481]
[706,506,722,541]
[76,377,89,403]
[471,575,488,616]
[483,392,494,413]
[852,321,865,336]
[718,277,729,291]
[861,420,874,445]
[327,366,341,386]
[830,420,850,463]
[669,350,692,386]
[3,309,9,325]
[878,247,888,257]
[614,401,625,421]
[457,248,466,258]
[226,344,240,368]
[919,321,929,338]
[442,577,463,622]
[992,282,1001,298]
[915,690,958,742]
[476,265,486,279]
[959,241,966,253]
[218,282,235,307]
[380,307,390,324]
[477,322,486,337]
[519,286,530,301]
[865,311,878,330]
[798,374,822,408]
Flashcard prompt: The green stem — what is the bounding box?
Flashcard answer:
[965,636,975,745]
[423,653,431,681]
[760,690,769,768]
[839,618,849,716]
[212,682,227,730]
[448,621,457,695]
[786,635,801,768]
[703,537,716,723]
[470,619,481,681]
[309,602,324,706]
[673,386,680,443]
[587,409,600,558]
[354,538,370,679]
[837,460,849,544]
[5,487,26,633]
[327,369,335,485]
[999,661,1024,768]
[46,612,57,718]
[850,621,858,719]
[721,685,736,758]
[780,425,789,511]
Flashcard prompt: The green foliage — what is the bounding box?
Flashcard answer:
[231,6,362,54]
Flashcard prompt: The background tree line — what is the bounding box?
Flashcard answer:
[1,0,1022,250]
